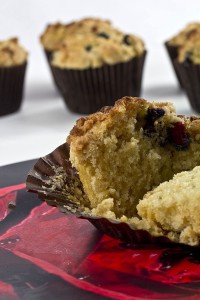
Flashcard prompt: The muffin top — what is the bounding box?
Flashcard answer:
[0,38,28,67]
[178,41,200,63]
[40,19,113,51]
[167,22,200,47]
[44,17,145,69]
[167,22,200,63]
[40,22,69,51]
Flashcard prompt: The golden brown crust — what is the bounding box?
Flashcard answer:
[40,18,112,51]
[41,18,145,69]
[167,22,200,63]
[167,22,200,47]
[67,96,174,146]
[40,22,69,51]
[0,38,28,66]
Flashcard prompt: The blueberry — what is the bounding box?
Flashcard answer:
[147,108,165,122]
[97,32,109,39]
[143,108,165,138]
[85,45,92,52]
[123,34,131,46]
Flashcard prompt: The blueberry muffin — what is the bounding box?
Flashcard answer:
[52,19,144,69]
[171,24,200,112]
[40,19,115,89]
[27,96,200,246]
[66,97,200,245]
[0,38,28,116]
[48,17,146,114]
[165,22,200,88]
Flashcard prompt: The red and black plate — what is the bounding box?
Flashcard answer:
[1,157,200,299]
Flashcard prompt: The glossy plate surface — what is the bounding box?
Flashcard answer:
[1,160,200,299]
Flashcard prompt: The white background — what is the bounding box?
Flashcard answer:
[0,0,200,166]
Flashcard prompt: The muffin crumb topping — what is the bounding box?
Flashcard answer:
[41,17,145,69]
[0,38,28,66]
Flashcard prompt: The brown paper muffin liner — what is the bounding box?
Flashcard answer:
[44,49,62,91]
[165,42,184,88]
[51,51,146,114]
[26,143,174,245]
[0,62,27,116]
[174,61,200,113]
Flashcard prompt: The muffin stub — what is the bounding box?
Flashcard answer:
[137,166,200,246]
[68,97,200,218]
[0,38,28,67]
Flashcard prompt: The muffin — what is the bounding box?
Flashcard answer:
[137,166,200,246]
[165,22,200,88]
[65,96,200,245]
[42,17,146,114]
[0,38,28,116]
[174,37,200,113]
[40,19,114,89]
[27,97,200,246]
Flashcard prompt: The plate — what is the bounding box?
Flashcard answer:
[1,160,200,299]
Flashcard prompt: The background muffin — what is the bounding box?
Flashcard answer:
[40,19,114,89]
[165,22,200,88]
[42,17,146,114]
[172,24,200,113]
[0,38,28,116]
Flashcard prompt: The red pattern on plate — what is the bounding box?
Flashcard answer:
[0,280,19,300]
[0,183,25,221]
[1,185,200,300]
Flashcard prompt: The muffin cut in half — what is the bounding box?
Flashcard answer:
[67,96,200,246]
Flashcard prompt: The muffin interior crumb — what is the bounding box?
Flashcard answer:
[136,166,200,246]
[65,97,200,246]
